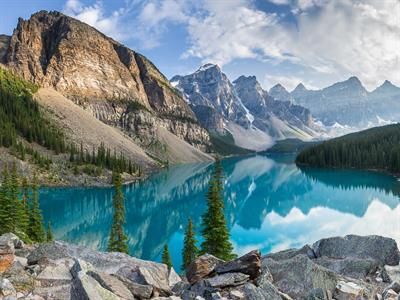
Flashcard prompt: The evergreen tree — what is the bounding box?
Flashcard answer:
[46,221,54,242]
[18,177,30,234]
[181,218,199,271]
[28,177,46,242]
[108,172,129,254]
[162,244,173,269]
[9,162,20,232]
[201,157,236,261]
[0,166,13,235]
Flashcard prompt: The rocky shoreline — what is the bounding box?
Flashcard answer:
[1,233,399,300]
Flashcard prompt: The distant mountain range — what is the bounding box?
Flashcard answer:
[171,64,317,151]
[172,64,400,150]
[273,77,400,127]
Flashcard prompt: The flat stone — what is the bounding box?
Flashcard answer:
[138,265,172,296]
[265,245,316,261]
[215,250,261,279]
[186,254,223,285]
[205,273,249,289]
[33,284,73,300]
[72,271,120,300]
[114,274,153,299]
[0,278,16,297]
[88,270,134,299]
[37,263,73,281]
[312,235,400,266]
[333,281,365,300]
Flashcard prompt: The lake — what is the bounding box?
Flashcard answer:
[39,154,400,270]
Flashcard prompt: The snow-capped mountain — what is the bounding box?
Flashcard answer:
[171,64,316,151]
[286,77,400,128]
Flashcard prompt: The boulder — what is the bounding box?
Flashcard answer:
[204,273,249,289]
[383,282,400,298]
[33,284,73,300]
[333,281,365,300]
[0,278,16,297]
[115,274,153,299]
[383,289,398,300]
[88,270,134,299]
[0,234,23,250]
[138,265,173,296]
[265,245,315,261]
[72,270,120,300]
[37,260,74,283]
[215,250,261,279]
[186,254,223,285]
[0,254,14,273]
[314,256,380,279]
[265,255,340,299]
[312,235,400,266]
[2,261,35,292]
[385,265,400,284]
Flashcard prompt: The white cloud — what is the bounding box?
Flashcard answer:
[182,0,400,89]
[63,0,128,41]
[268,0,291,5]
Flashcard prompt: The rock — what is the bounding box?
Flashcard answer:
[2,261,35,292]
[88,270,134,299]
[385,265,400,284]
[312,235,400,266]
[315,256,380,279]
[333,281,365,300]
[0,254,14,273]
[215,250,261,279]
[37,260,74,282]
[307,288,327,300]
[186,254,223,285]
[383,282,400,298]
[255,259,273,288]
[383,289,398,300]
[152,296,182,300]
[0,278,16,297]
[72,271,120,300]
[265,245,316,261]
[0,234,24,250]
[204,273,249,289]
[138,265,173,296]
[265,255,340,299]
[171,281,190,297]
[115,274,153,299]
[33,284,73,300]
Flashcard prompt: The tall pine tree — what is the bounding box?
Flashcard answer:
[201,157,236,261]
[0,166,13,235]
[181,218,199,271]
[47,221,54,242]
[108,172,129,254]
[162,244,173,269]
[28,176,46,242]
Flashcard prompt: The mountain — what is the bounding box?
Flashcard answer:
[296,123,400,174]
[0,11,212,169]
[285,77,400,128]
[172,65,316,151]
[269,84,294,103]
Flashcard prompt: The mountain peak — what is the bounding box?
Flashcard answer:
[292,83,307,92]
[233,75,257,85]
[196,63,220,73]
[372,79,400,95]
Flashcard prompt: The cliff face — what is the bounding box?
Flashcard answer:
[4,11,210,153]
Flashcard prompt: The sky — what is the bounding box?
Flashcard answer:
[0,0,399,91]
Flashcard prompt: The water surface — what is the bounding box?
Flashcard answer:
[40,154,400,270]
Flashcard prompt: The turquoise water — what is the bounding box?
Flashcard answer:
[40,154,400,270]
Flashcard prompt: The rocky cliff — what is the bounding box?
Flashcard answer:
[2,11,211,159]
[1,233,399,299]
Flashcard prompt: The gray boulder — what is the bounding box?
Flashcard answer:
[215,250,261,279]
[265,245,315,261]
[265,255,340,299]
[88,270,134,299]
[312,235,400,266]
[205,273,249,289]
[0,278,16,297]
[114,274,153,299]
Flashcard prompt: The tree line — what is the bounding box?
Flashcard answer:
[107,157,236,271]
[0,67,141,176]
[0,163,53,243]
[296,124,400,173]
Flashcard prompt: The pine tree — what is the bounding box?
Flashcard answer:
[181,218,199,271]
[0,166,13,235]
[108,172,129,254]
[46,221,54,242]
[162,244,173,269]
[18,177,30,234]
[201,157,236,261]
[28,176,46,242]
[9,162,20,232]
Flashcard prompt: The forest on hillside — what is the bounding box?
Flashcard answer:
[296,124,400,174]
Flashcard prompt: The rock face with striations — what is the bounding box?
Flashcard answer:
[3,11,211,155]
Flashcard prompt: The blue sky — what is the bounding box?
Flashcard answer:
[1,0,399,91]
